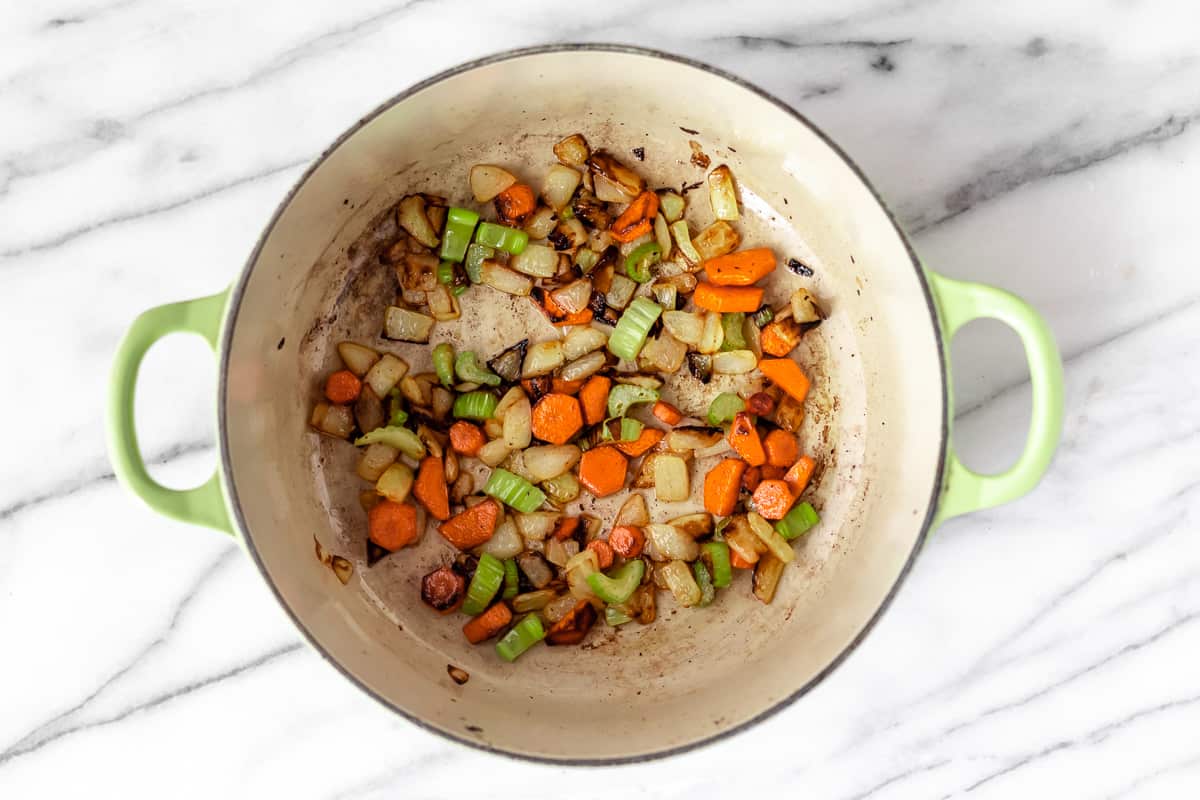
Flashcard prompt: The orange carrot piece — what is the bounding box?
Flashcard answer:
[763,429,799,468]
[551,377,585,395]
[578,446,628,497]
[462,601,513,644]
[609,525,645,558]
[368,500,419,551]
[761,465,787,481]
[438,497,500,550]
[552,309,593,327]
[495,183,536,222]
[449,421,486,457]
[728,412,766,466]
[324,370,362,404]
[578,375,611,426]
[703,458,746,516]
[553,516,581,541]
[610,190,659,242]
[614,427,664,457]
[693,282,763,313]
[730,549,755,569]
[784,455,817,496]
[752,479,796,520]
[703,247,776,286]
[652,401,683,426]
[531,392,583,445]
[760,321,799,357]
[586,539,615,569]
[758,358,811,403]
[413,456,450,521]
[741,464,762,493]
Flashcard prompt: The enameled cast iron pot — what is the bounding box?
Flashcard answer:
[107,45,1064,763]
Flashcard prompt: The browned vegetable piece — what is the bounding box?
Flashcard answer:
[634,582,656,624]
[545,599,598,645]
[421,566,466,612]
[746,391,776,416]
[572,191,611,229]
[353,385,385,435]
[447,665,470,685]
[586,149,644,199]
[775,394,806,432]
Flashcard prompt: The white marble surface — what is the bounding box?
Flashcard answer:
[3,0,1199,796]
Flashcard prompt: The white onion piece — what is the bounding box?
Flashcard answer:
[480,260,533,296]
[645,523,699,562]
[384,306,434,342]
[478,517,523,559]
[470,164,517,202]
[560,351,606,381]
[652,454,690,503]
[337,342,379,376]
[522,340,564,377]
[523,445,581,482]
[542,164,582,211]
[563,326,607,361]
[712,349,757,374]
[551,279,593,315]
[514,511,560,541]
[510,244,558,278]
[364,354,409,399]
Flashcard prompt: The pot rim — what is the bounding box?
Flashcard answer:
[216,42,948,765]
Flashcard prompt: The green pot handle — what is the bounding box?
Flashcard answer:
[106,290,233,534]
[928,271,1064,524]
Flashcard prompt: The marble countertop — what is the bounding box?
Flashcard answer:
[3,0,1198,796]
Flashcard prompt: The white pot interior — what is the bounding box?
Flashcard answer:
[219,48,945,761]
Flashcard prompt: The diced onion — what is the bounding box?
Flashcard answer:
[481,260,533,296]
[659,191,685,222]
[514,511,561,541]
[470,164,517,202]
[712,349,758,374]
[478,517,523,559]
[697,311,724,354]
[426,284,460,321]
[645,524,700,562]
[384,306,434,342]
[364,354,409,399]
[652,454,690,502]
[660,560,703,607]
[662,310,704,345]
[707,165,739,220]
[337,342,379,376]
[522,444,581,482]
[522,340,564,377]
[356,443,398,482]
[524,206,558,239]
[397,194,440,248]
[606,274,637,310]
[614,493,649,527]
[693,220,741,261]
[551,279,593,315]
[317,404,355,439]
[477,438,512,467]
[543,164,582,210]
[563,326,607,361]
[510,244,558,278]
[502,393,532,449]
[553,134,590,166]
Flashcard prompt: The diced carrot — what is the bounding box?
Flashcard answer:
[703,458,746,516]
[610,191,659,243]
[368,500,419,551]
[495,183,536,222]
[578,375,611,426]
[784,455,817,496]
[693,282,763,313]
[553,516,581,541]
[614,427,664,457]
[521,376,553,400]
[438,497,500,550]
[761,465,787,481]
[609,525,644,558]
[752,479,796,520]
[728,412,766,466]
[545,599,597,645]
[760,318,802,357]
[552,309,593,327]
[586,539,615,569]
[462,601,513,644]
[702,247,776,286]
[449,421,486,457]
[741,464,762,493]
[531,392,583,445]
[552,377,585,395]
[652,401,683,426]
[730,549,755,569]
[578,446,628,497]
[763,429,799,468]
[758,358,811,403]
[413,456,450,521]
[324,370,362,404]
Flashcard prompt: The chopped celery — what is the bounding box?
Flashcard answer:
[484,468,547,513]
[776,501,820,541]
[461,553,504,616]
[586,559,645,604]
[439,207,479,262]
[605,606,634,626]
[620,417,644,441]
[464,243,494,283]
[454,350,501,386]
[693,560,715,607]
[607,297,663,361]
[752,305,774,328]
[606,383,660,418]
[624,241,661,283]
[432,342,455,388]
[706,392,745,426]
[502,559,520,599]
[354,426,425,459]
[386,389,408,427]
[495,614,545,662]
[436,259,456,287]
[475,222,528,255]
[701,541,733,588]
[670,220,701,264]
[453,390,498,420]
[720,312,747,351]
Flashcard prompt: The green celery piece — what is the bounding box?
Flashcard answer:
[720,312,747,351]
[475,222,528,255]
[502,559,519,599]
[454,351,501,386]
[464,243,494,283]
[354,426,425,459]
[624,241,661,283]
[693,560,715,607]
[453,391,498,420]
[484,469,546,513]
[461,553,505,616]
[439,207,479,262]
[604,606,633,626]
[776,501,820,541]
[706,392,745,426]
[495,614,545,661]
[432,342,455,388]
[607,297,663,361]
[586,560,645,604]
[701,541,732,588]
[619,417,644,441]
[606,383,660,418]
